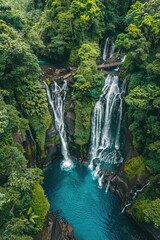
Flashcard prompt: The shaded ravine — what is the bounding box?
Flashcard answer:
[43,159,146,240]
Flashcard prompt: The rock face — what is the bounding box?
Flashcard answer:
[33,211,78,240]
[45,124,61,160]
[107,172,132,202]
[49,213,77,240]
[34,213,77,240]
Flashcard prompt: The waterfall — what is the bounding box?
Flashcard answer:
[103,38,115,61]
[121,203,131,213]
[105,179,110,193]
[89,74,125,180]
[115,80,126,150]
[121,182,149,213]
[102,37,109,61]
[44,81,73,170]
[98,174,104,189]
[89,100,103,170]
[28,129,37,167]
[121,55,126,63]
[116,50,120,59]
[109,42,115,58]
[100,75,119,149]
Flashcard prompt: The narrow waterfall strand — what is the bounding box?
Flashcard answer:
[89,100,103,170]
[121,55,126,63]
[105,179,110,193]
[102,37,109,61]
[121,182,149,213]
[28,129,37,167]
[109,42,115,58]
[98,174,104,189]
[115,80,126,150]
[92,164,100,180]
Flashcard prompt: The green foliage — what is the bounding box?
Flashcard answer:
[132,197,160,228]
[0,2,24,30]
[0,21,52,154]
[78,42,100,61]
[30,182,49,232]
[125,84,160,109]
[16,82,52,152]
[0,10,50,239]
[124,156,147,180]
[38,0,105,61]
[146,151,160,174]
[143,199,160,228]
[131,175,160,228]
[116,0,160,229]
[116,0,160,162]
[71,42,104,149]
[73,99,94,146]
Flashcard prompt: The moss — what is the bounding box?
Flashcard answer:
[27,145,32,159]
[30,183,49,232]
[29,109,52,153]
[48,135,60,144]
[76,60,98,82]
[74,99,94,146]
[132,198,160,228]
[131,175,160,226]
[124,156,147,180]
[71,41,104,154]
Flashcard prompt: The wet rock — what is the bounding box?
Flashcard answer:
[66,112,75,136]
[34,213,77,240]
[103,172,131,202]
[51,216,77,240]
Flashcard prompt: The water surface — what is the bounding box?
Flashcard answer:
[43,159,145,240]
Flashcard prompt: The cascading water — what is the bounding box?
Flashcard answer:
[42,63,146,240]
[89,100,103,169]
[44,81,73,170]
[89,74,125,179]
[121,182,149,213]
[109,42,115,58]
[102,37,109,61]
[103,38,115,61]
[28,129,37,167]
[115,80,126,150]
[105,179,110,193]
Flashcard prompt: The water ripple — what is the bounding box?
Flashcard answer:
[43,159,146,240]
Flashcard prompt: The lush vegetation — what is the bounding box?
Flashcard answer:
[35,0,131,154]
[0,0,160,237]
[0,96,50,239]
[72,42,104,151]
[116,0,160,228]
[0,1,50,238]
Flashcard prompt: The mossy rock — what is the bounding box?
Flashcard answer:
[30,183,49,232]
[124,156,148,181]
[74,99,94,147]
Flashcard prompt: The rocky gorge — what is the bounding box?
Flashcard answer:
[38,56,160,239]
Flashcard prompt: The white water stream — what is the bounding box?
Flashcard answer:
[44,81,73,170]
[89,74,125,188]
